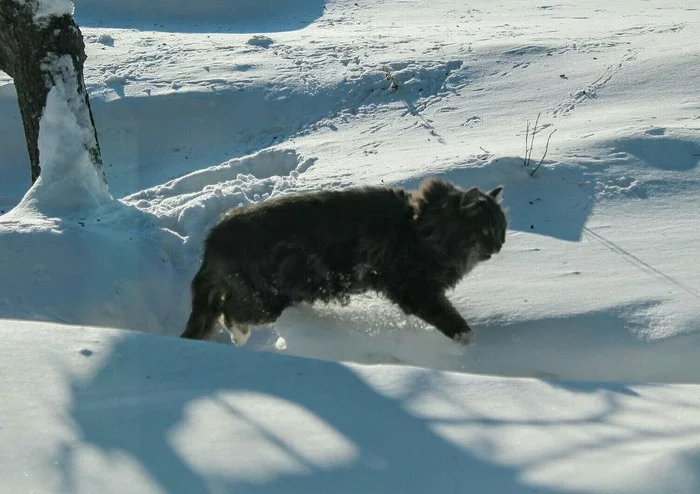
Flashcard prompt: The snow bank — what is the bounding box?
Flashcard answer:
[2,320,700,494]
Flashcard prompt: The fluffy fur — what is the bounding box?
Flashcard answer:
[181,178,507,345]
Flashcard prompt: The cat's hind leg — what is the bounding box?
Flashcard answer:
[222,316,251,347]
[219,280,289,347]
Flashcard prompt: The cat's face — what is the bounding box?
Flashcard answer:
[460,186,507,260]
[413,178,507,263]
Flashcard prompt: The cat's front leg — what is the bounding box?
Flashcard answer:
[389,289,473,344]
[452,331,472,345]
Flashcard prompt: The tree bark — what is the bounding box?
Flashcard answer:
[0,0,105,184]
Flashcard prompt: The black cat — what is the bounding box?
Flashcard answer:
[181,178,506,345]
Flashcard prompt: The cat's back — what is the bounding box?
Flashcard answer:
[207,185,414,252]
[222,185,412,227]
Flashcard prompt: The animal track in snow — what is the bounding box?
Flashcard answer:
[461,116,482,127]
[596,175,646,200]
[123,148,317,238]
[551,50,637,117]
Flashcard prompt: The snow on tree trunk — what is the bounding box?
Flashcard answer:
[12,63,112,216]
[0,0,106,188]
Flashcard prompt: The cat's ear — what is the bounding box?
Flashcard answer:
[459,187,481,208]
[420,178,454,198]
[460,188,483,216]
[488,186,504,204]
[419,178,454,203]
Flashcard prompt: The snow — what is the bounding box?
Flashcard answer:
[3,320,700,494]
[0,0,699,492]
[21,0,75,21]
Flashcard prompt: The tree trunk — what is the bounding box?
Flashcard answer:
[0,0,105,184]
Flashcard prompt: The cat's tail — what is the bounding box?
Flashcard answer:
[181,266,225,340]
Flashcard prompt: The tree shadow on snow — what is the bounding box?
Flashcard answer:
[74,0,328,33]
[57,330,563,494]
[400,370,700,493]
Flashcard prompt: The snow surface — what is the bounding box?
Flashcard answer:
[0,0,699,492]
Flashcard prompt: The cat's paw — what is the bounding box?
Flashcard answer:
[453,330,473,345]
[228,325,250,347]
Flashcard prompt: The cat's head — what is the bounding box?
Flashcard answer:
[459,185,507,260]
[413,178,507,261]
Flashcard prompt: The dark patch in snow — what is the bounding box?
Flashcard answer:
[247,35,274,48]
